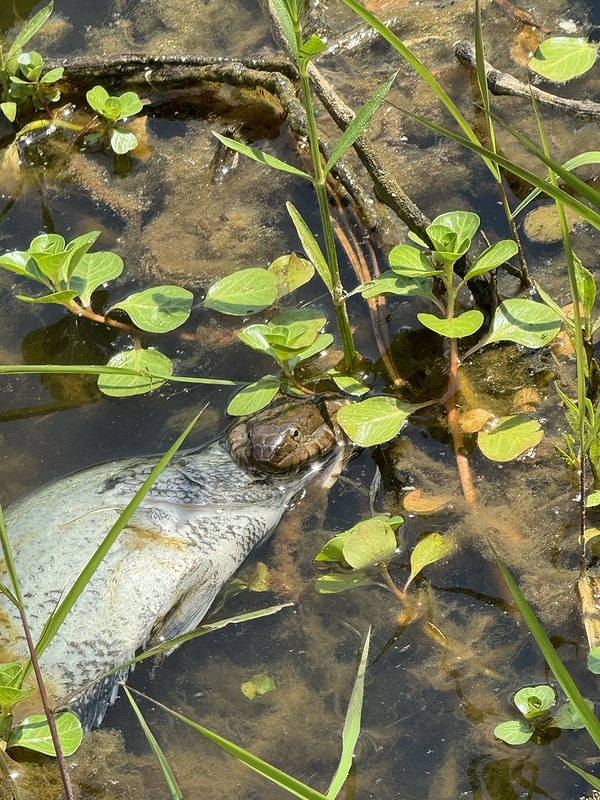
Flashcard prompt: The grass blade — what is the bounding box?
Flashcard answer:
[326,627,370,799]
[493,550,600,749]
[0,363,239,386]
[123,685,184,800]
[129,688,329,800]
[33,410,205,662]
[559,757,600,790]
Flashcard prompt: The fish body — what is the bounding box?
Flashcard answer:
[1,397,348,728]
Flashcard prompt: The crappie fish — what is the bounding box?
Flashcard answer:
[0,395,349,729]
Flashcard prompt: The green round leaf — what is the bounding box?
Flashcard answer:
[98,349,173,397]
[404,532,452,591]
[361,271,435,301]
[388,244,440,277]
[493,720,534,745]
[226,378,280,416]
[110,128,138,155]
[269,253,314,298]
[514,685,555,719]
[110,285,193,333]
[337,396,411,446]
[342,517,399,570]
[552,699,593,730]
[587,646,600,674]
[241,672,276,700]
[529,37,598,82]
[70,251,124,306]
[478,414,544,462]
[480,299,561,349]
[418,310,484,338]
[204,268,278,315]
[86,85,109,113]
[430,210,480,242]
[8,712,83,756]
[118,91,144,118]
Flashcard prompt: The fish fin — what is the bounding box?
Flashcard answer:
[65,666,130,731]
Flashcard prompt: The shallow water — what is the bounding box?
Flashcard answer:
[1,0,600,798]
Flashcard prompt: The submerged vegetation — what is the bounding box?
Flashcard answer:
[1,0,600,797]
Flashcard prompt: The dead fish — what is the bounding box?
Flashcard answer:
[0,395,350,729]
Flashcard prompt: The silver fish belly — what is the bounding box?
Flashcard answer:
[0,435,332,729]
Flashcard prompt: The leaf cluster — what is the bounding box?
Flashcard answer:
[86,85,144,154]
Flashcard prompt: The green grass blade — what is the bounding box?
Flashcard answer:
[512,151,600,217]
[33,410,205,662]
[326,626,370,799]
[212,132,311,180]
[123,685,184,800]
[473,0,499,180]
[338,0,496,177]
[324,72,398,174]
[129,688,329,800]
[396,109,600,230]
[0,504,25,607]
[493,551,600,749]
[286,202,333,292]
[559,757,600,790]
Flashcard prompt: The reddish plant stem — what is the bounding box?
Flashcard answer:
[446,339,477,507]
[18,607,75,800]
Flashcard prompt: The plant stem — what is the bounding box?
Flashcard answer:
[288,7,359,372]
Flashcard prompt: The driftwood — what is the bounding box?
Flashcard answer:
[455,41,600,122]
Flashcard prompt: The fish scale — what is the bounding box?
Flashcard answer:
[1,404,346,730]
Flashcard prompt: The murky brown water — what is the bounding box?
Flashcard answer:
[2,0,600,797]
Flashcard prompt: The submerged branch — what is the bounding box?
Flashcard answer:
[455,41,600,121]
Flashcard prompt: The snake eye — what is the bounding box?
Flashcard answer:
[290,427,301,440]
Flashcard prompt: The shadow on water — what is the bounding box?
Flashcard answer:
[1,0,600,798]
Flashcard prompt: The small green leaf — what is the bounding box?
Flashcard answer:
[337,396,411,446]
[586,493,600,509]
[269,308,328,344]
[328,371,370,396]
[418,310,484,338]
[70,251,124,306]
[514,685,555,719]
[361,271,435,301]
[404,532,452,591]
[430,210,480,243]
[588,647,600,674]
[110,285,193,332]
[204,268,278,315]
[286,202,332,292]
[315,573,374,593]
[479,299,562,349]
[464,239,519,280]
[341,517,399,570]
[118,91,143,117]
[7,2,54,65]
[212,132,311,179]
[241,673,276,700]
[269,253,314,298]
[299,33,327,62]
[529,37,598,82]
[16,289,78,305]
[552,699,594,730]
[574,257,596,318]
[478,414,543,461]
[86,85,109,113]
[1,102,17,122]
[388,244,440,277]
[325,71,398,174]
[226,378,280,416]
[8,712,83,757]
[110,128,138,155]
[99,349,173,396]
[493,720,534,745]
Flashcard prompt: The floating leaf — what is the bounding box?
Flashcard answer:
[479,299,561,349]
[493,719,534,745]
[404,532,452,592]
[226,378,280,416]
[514,685,555,719]
[315,572,374,593]
[99,349,173,396]
[587,646,600,674]
[241,673,276,700]
[341,517,399,570]
[110,128,138,155]
[478,414,543,461]
[552,699,594,730]
[204,268,278,315]
[418,310,484,338]
[110,285,192,332]
[269,253,314,298]
[337,396,411,446]
[403,489,452,514]
[8,712,83,756]
[529,37,598,82]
